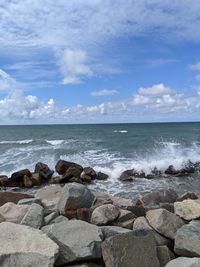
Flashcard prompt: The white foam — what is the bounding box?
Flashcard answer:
[0,139,33,144]
[46,140,65,146]
[113,130,128,133]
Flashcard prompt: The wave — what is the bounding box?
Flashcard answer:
[45,140,65,146]
[0,139,33,145]
[113,130,128,133]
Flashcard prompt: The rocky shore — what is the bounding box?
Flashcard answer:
[0,160,200,266]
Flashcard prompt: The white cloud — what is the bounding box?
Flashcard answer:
[0,69,18,91]
[132,95,151,105]
[91,89,118,97]
[189,62,200,71]
[138,83,172,95]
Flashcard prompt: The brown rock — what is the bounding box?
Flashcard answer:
[23,175,33,188]
[0,192,33,207]
[55,159,83,175]
[83,167,97,179]
[77,208,90,222]
[96,172,109,180]
[31,172,42,186]
[0,175,8,185]
[65,209,77,219]
[1,178,19,187]
[81,174,92,183]
[11,169,31,182]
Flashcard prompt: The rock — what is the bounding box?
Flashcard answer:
[61,166,83,182]
[119,169,135,181]
[0,214,5,223]
[57,183,95,214]
[50,215,68,224]
[35,162,54,180]
[127,205,146,217]
[48,176,62,184]
[102,230,160,267]
[0,175,8,185]
[133,216,172,247]
[42,220,103,265]
[81,174,92,183]
[101,225,131,239]
[175,220,200,256]
[68,177,83,183]
[1,178,19,187]
[165,165,178,175]
[11,169,31,182]
[0,222,58,267]
[35,185,62,213]
[92,191,113,209]
[0,202,29,223]
[110,195,133,207]
[77,208,91,221]
[159,202,174,213]
[157,245,175,267]
[31,172,42,186]
[113,209,136,229]
[64,263,103,267]
[165,257,200,267]
[18,197,42,206]
[96,172,109,180]
[55,159,83,175]
[176,192,198,202]
[21,203,44,229]
[142,189,178,207]
[83,167,97,179]
[146,208,185,240]
[44,212,58,225]
[0,192,33,207]
[23,175,33,188]
[174,199,200,220]
[91,204,120,226]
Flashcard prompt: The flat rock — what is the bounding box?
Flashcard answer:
[146,208,185,240]
[91,204,120,226]
[101,225,131,239]
[174,199,200,220]
[21,203,44,229]
[165,257,200,267]
[42,220,103,265]
[142,189,178,207]
[175,220,200,256]
[0,222,58,267]
[57,183,95,214]
[102,230,160,267]
[0,192,33,207]
[0,202,29,223]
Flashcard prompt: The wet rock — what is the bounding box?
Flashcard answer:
[146,208,185,240]
[165,257,200,267]
[91,204,120,226]
[80,174,92,183]
[57,183,95,214]
[21,203,44,229]
[175,220,200,257]
[35,162,54,180]
[96,172,109,180]
[61,166,83,182]
[55,159,83,175]
[142,189,178,207]
[101,225,131,239]
[31,172,42,186]
[42,220,103,265]
[0,222,58,267]
[159,202,174,213]
[157,245,175,267]
[113,209,136,229]
[0,192,33,207]
[176,192,198,202]
[174,199,200,220]
[165,165,178,175]
[23,175,33,188]
[0,202,29,223]
[83,167,97,179]
[102,230,160,267]
[68,177,83,183]
[2,178,19,187]
[50,215,68,224]
[11,169,31,182]
[119,169,135,181]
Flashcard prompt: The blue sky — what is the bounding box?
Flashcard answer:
[0,0,200,124]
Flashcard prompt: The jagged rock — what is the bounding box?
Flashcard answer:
[92,191,113,209]
[42,220,103,265]
[23,175,33,188]
[80,174,92,183]
[83,167,97,179]
[18,197,42,206]
[35,162,54,180]
[157,245,175,267]
[101,225,131,239]
[176,192,198,202]
[21,203,44,229]
[31,172,42,186]
[96,172,109,180]
[57,183,95,214]
[119,169,135,181]
[50,215,68,224]
[61,166,83,182]
[0,202,29,223]
[146,208,185,240]
[91,204,120,226]
[113,209,136,229]
[44,212,58,225]
[102,230,160,267]
[127,205,146,217]
[0,222,58,267]
[174,199,200,220]
[142,189,178,207]
[55,159,83,175]
[0,192,33,207]
[11,169,31,182]
[175,220,200,257]
[165,257,200,267]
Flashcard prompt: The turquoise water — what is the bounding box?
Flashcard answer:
[0,122,200,197]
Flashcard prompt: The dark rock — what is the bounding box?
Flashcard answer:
[0,175,8,185]
[55,159,83,175]
[31,172,42,186]
[0,192,33,207]
[176,192,198,202]
[48,176,62,184]
[11,169,31,182]
[91,204,120,226]
[165,165,178,175]
[1,178,19,187]
[35,162,54,180]
[83,167,97,179]
[157,245,175,267]
[62,166,83,180]
[23,175,33,188]
[96,172,109,180]
[81,174,92,183]
[142,189,178,207]
[101,225,131,239]
[119,169,135,181]
[113,209,136,229]
[165,257,200,267]
[127,205,146,217]
[68,177,83,183]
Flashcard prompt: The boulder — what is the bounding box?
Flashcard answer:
[142,189,178,207]
[83,167,97,179]
[101,225,131,239]
[11,169,31,182]
[21,203,44,229]
[50,215,68,224]
[96,172,109,180]
[0,202,29,223]
[55,159,83,175]
[0,192,33,207]
[0,175,8,185]
[35,162,54,180]
[157,245,175,267]
[127,205,146,217]
[174,199,200,220]
[92,191,113,209]
[119,169,135,181]
[23,175,33,188]
[113,209,136,229]
[57,183,95,214]
[31,172,42,186]
[61,166,83,182]
[18,197,42,206]
[0,222,58,267]
[0,214,5,223]
[64,264,103,267]
[165,165,178,175]
[175,220,200,257]
[91,204,120,226]
[146,208,185,240]
[102,230,160,267]
[44,212,58,225]
[165,257,200,267]
[176,192,198,202]
[80,174,92,183]
[42,220,103,265]
[1,178,19,187]
[111,195,133,207]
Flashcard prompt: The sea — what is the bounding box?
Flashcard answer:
[0,122,200,199]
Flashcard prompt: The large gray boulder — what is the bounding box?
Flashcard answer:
[57,183,95,214]
[21,203,44,229]
[175,220,200,256]
[142,189,178,207]
[165,257,200,267]
[0,202,29,223]
[102,230,160,267]
[101,225,131,239]
[0,222,58,267]
[174,199,200,220]
[91,204,120,226]
[146,208,185,239]
[42,220,103,265]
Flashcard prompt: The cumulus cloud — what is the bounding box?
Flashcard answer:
[138,83,172,95]
[91,89,118,97]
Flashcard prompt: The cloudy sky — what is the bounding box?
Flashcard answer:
[0,0,200,124]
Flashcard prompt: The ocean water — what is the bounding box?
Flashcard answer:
[0,122,200,198]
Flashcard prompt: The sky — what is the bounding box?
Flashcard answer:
[0,0,200,124]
